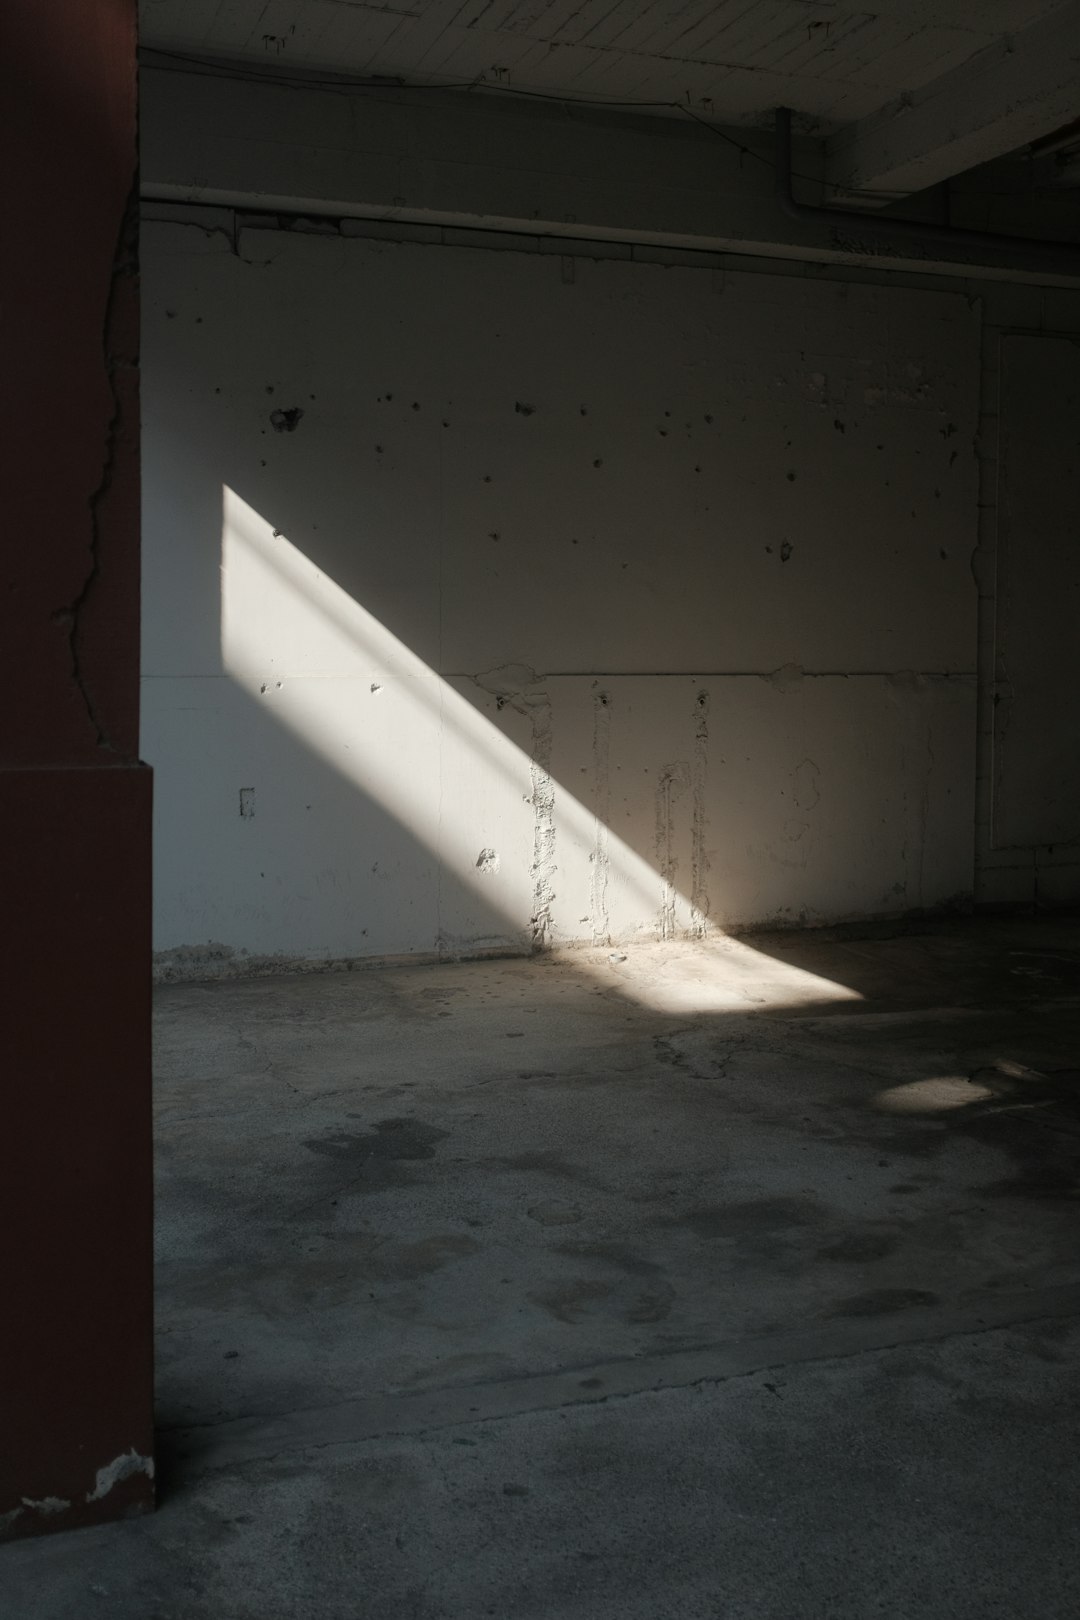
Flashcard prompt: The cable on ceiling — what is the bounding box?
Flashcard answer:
[141,45,843,189]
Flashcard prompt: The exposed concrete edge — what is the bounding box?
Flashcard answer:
[161,1281,1080,1475]
[139,201,988,299]
[140,64,1080,287]
[825,2,1080,198]
[140,185,1080,288]
[152,941,532,985]
[153,903,987,985]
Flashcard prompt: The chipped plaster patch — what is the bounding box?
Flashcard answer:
[85,1449,154,1503]
[0,1494,74,1536]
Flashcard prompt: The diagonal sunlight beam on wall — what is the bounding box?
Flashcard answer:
[221,488,861,1013]
[221,488,663,941]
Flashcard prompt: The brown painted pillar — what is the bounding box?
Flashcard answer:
[0,0,153,1536]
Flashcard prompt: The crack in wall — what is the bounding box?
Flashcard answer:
[655,761,689,940]
[526,696,556,950]
[61,175,139,750]
[690,688,710,938]
[473,665,556,950]
[589,688,611,945]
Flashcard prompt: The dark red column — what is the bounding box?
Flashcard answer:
[0,0,154,1536]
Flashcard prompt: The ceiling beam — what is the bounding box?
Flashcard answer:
[825,0,1080,201]
[139,59,1080,286]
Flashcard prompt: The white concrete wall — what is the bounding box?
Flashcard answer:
[142,214,984,972]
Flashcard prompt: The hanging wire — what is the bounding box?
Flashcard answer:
[142,46,843,189]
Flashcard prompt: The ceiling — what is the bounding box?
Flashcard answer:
[140,0,1074,134]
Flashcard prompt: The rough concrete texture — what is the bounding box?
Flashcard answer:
[140,32,1080,259]
[143,3,1072,145]
[142,220,984,965]
[824,0,1080,198]
[4,917,1080,1615]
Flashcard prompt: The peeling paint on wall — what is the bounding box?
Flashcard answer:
[1,1465,139,1538]
[656,762,689,940]
[590,688,611,945]
[690,689,710,938]
[792,759,821,811]
[764,664,804,694]
[85,1449,154,1504]
[475,665,556,950]
[20,1495,70,1515]
[527,698,556,950]
[269,406,304,433]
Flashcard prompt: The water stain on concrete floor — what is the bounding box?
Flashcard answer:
[150,917,1080,1439]
[10,920,1080,1616]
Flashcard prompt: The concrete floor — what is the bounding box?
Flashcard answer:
[5,917,1080,1618]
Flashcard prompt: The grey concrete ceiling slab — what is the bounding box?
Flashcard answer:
[140,0,1075,136]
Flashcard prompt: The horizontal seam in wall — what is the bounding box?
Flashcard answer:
[141,670,979,682]
[139,204,1021,295]
[445,671,978,680]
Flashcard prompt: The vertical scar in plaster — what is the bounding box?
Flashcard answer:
[792,759,820,810]
[527,692,556,949]
[656,762,688,940]
[473,665,555,949]
[690,690,710,937]
[590,691,611,944]
[64,178,139,749]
